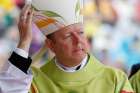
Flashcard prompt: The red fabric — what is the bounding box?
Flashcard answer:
[120,90,134,93]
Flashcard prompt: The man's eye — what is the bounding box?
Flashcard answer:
[64,34,71,39]
[79,31,84,35]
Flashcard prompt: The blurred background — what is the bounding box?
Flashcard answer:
[0,0,140,75]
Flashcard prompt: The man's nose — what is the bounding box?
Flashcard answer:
[73,33,82,44]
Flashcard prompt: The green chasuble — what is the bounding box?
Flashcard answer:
[30,55,133,93]
[130,70,140,93]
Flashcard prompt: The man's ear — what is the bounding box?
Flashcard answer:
[45,38,55,52]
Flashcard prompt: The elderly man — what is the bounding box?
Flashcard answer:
[0,0,134,93]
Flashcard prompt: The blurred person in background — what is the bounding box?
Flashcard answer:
[0,0,134,93]
[0,0,21,69]
[129,63,140,78]
[129,63,140,93]
[132,0,140,24]
[94,0,118,26]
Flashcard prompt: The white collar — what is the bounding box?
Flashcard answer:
[55,55,88,72]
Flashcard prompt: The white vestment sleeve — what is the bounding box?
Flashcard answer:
[0,61,33,93]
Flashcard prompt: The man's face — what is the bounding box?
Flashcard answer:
[47,23,89,61]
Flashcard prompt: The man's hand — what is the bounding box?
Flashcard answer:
[17,4,33,52]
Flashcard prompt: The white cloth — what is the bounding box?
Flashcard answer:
[0,48,33,93]
[55,55,88,72]
[15,48,28,58]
